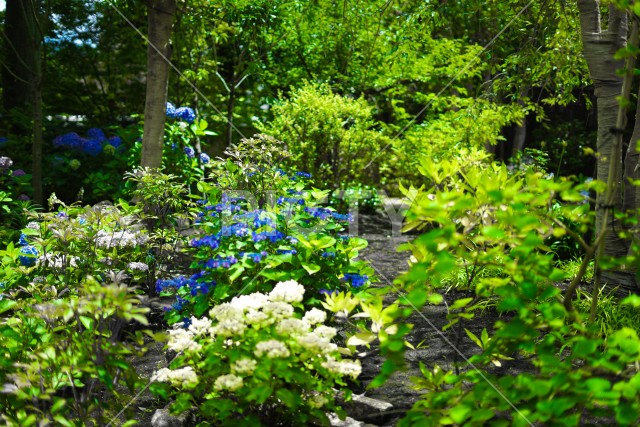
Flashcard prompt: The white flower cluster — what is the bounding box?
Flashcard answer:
[153,366,198,388]
[214,374,243,391]
[302,308,327,325]
[154,280,362,405]
[127,261,149,271]
[95,229,148,248]
[254,339,291,358]
[269,279,305,303]
[167,328,202,353]
[321,356,361,379]
[231,358,257,375]
[37,252,79,269]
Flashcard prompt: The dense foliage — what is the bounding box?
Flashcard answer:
[1,0,640,426]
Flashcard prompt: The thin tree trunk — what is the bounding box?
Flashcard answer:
[141,0,176,169]
[512,118,527,155]
[578,1,628,255]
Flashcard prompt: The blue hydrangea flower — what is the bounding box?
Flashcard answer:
[277,196,305,205]
[341,273,368,288]
[220,223,250,237]
[82,139,103,156]
[184,146,195,158]
[166,102,177,118]
[175,106,196,123]
[190,281,213,296]
[181,317,192,328]
[87,128,106,141]
[199,153,210,164]
[277,249,297,255]
[53,133,84,150]
[305,207,333,220]
[167,296,187,311]
[295,171,312,178]
[18,233,29,246]
[252,229,286,243]
[202,255,238,269]
[108,136,122,148]
[56,212,68,219]
[321,251,336,258]
[19,245,38,267]
[239,251,268,263]
[331,212,353,222]
[191,235,220,249]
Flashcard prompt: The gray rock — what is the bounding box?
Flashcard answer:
[150,409,184,427]
[343,393,394,425]
[329,413,377,427]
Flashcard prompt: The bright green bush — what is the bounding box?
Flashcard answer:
[372,157,640,426]
[258,82,388,188]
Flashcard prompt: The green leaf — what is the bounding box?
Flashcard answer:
[0,299,17,315]
[79,315,94,330]
[302,263,321,274]
[465,329,483,349]
[450,297,473,310]
[615,402,638,425]
[347,332,377,346]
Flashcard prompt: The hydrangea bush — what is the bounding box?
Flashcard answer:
[151,280,360,425]
[158,172,374,322]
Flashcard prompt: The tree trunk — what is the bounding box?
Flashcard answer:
[578,1,636,288]
[512,118,527,156]
[141,0,176,169]
[2,0,37,128]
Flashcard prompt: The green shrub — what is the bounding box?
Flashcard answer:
[258,82,388,188]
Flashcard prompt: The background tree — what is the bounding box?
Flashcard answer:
[140,0,176,169]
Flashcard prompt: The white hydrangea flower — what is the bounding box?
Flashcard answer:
[231,358,257,375]
[302,308,327,325]
[127,262,149,271]
[188,316,213,336]
[321,356,361,379]
[167,328,201,353]
[153,366,198,388]
[297,333,337,353]
[245,309,269,326]
[230,293,270,311]
[210,303,244,322]
[313,325,337,340]
[214,374,243,392]
[95,229,148,248]
[212,318,246,337]
[254,339,290,359]
[269,280,305,303]
[262,301,294,319]
[276,318,309,336]
[37,252,79,269]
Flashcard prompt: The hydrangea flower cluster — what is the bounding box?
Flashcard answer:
[166,102,196,123]
[341,273,369,288]
[94,229,148,248]
[305,206,353,222]
[152,281,361,419]
[156,274,215,297]
[53,129,122,156]
[19,245,39,267]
